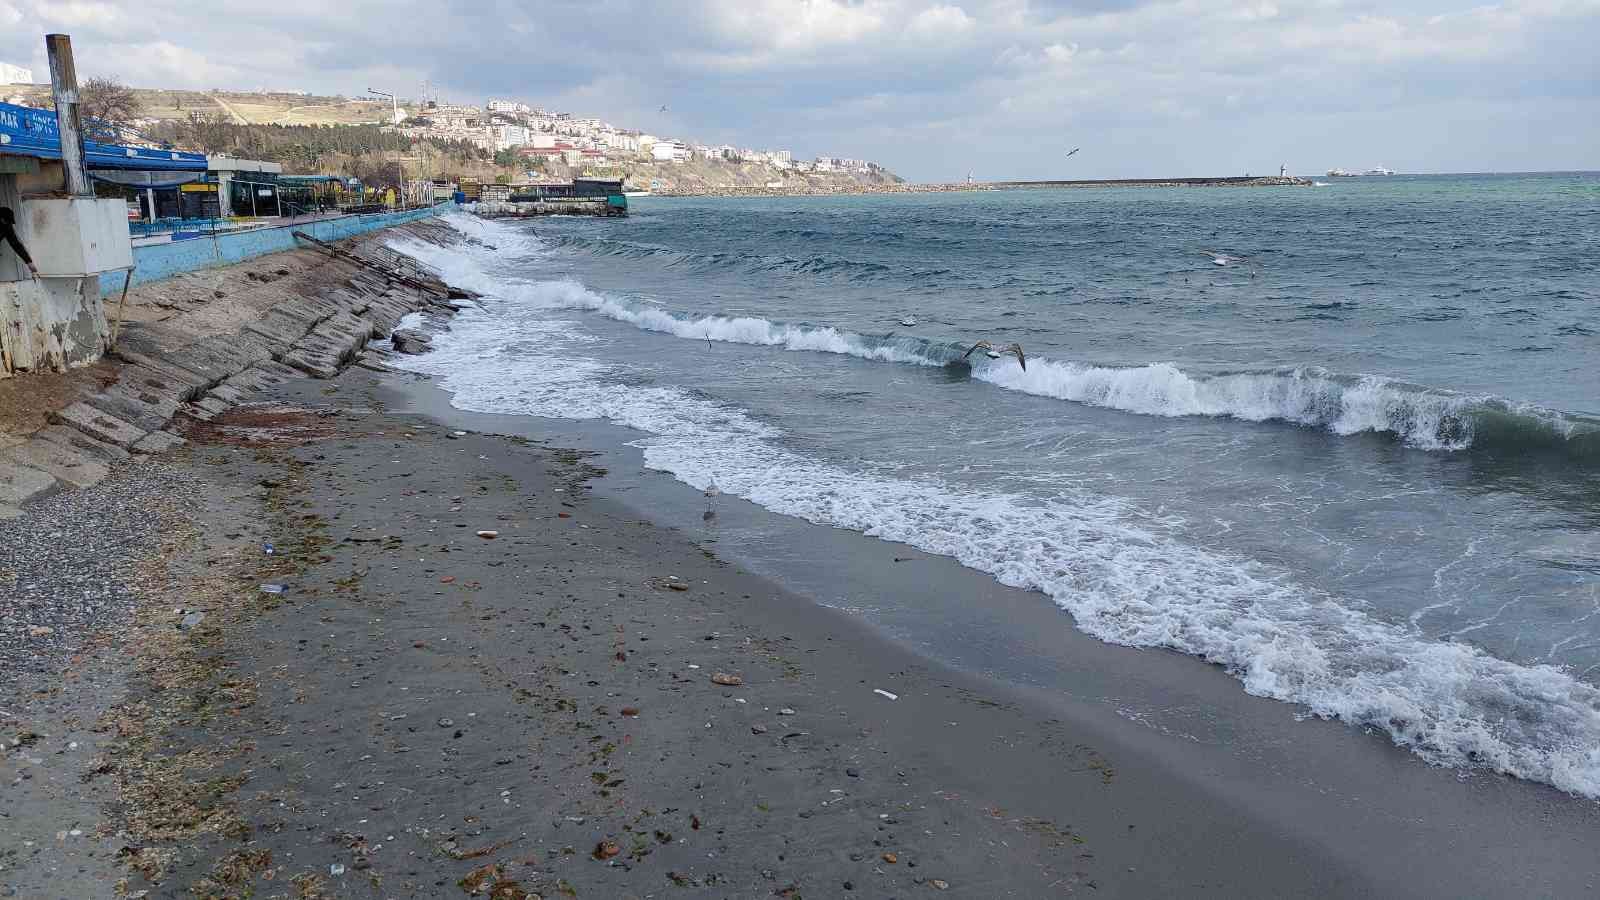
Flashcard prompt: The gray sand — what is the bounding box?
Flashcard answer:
[5,359,1599,899]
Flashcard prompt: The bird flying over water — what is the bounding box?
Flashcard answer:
[963,340,1027,370]
[1066,148,1081,158]
[659,104,670,113]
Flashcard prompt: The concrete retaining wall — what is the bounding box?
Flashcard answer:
[0,276,107,376]
[98,205,446,295]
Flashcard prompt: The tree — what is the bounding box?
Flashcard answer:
[79,77,143,138]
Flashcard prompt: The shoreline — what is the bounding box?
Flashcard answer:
[384,356,1600,899]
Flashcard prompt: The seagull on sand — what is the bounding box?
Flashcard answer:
[963,340,1027,370]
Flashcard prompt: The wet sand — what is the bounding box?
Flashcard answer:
[7,366,1357,898]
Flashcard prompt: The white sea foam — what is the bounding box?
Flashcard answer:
[383,222,1600,799]
[976,361,1480,450]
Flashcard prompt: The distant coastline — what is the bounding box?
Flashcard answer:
[655,174,1313,197]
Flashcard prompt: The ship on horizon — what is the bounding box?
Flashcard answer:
[1327,166,1395,177]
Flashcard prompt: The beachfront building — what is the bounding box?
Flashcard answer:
[1,99,198,375]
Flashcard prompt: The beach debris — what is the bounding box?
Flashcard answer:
[779,707,796,715]
[437,717,455,728]
[178,612,205,630]
[620,707,640,717]
[330,863,346,876]
[962,340,1026,370]
[752,724,769,734]
[448,430,467,439]
[899,315,917,327]
[475,530,499,539]
[846,767,861,777]
[711,672,743,686]
[932,879,950,890]
[27,625,54,637]
[260,583,286,594]
[873,689,899,701]
[882,852,899,864]
[668,583,689,592]
[593,839,621,860]
[558,512,571,518]
[262,543,275,555]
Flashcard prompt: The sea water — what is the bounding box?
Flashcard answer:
[389,174,1600,797]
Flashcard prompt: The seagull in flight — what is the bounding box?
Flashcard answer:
[1066,147,1081,158]
[963,340,1027,370]
[659,104,670,113]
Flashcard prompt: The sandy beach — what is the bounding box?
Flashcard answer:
[4,224,1599,899]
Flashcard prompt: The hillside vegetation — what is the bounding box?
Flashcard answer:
[8,85,398,126]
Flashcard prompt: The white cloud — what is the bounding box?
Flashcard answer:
[0,0,1592,179]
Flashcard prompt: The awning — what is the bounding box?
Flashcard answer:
[90,169,206,189]
[1,101,207,172]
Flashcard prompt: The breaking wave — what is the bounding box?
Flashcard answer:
[386,224,1600,799]
[401,249,1595,459]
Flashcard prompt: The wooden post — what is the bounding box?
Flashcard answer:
[45,34,91,198]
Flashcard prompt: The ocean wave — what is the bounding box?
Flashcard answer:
[395,237,1595,460]
[546,233,937,282]
[384,232,1600,798]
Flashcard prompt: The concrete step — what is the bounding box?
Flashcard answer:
[0,458,59,519]
[0,436,110,489]
[50,402,148,449]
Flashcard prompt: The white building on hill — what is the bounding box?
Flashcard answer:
[0,62,33,84]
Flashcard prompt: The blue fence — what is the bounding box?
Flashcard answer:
[98,205,447,294]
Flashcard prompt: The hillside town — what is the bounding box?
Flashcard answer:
[3,65,899,195]
[416,97,883,174]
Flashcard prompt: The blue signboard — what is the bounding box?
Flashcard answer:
[0,101,207,172]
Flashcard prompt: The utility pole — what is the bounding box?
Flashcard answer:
[45,34,91,197]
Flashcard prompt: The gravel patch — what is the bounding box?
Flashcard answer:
[0,458,194,705]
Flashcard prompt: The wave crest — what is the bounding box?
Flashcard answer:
[502,277,1596,458]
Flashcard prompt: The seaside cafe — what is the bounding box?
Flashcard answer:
[2,99,207,374]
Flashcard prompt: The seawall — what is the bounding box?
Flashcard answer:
[98,205,447,295]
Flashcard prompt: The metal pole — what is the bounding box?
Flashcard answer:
[45,34,91,197]
[111,266,135,345]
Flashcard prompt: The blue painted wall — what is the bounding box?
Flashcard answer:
[99,205,446,295]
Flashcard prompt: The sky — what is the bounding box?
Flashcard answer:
[2,0,1596,182]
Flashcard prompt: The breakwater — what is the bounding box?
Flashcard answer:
[656,175,1312,197]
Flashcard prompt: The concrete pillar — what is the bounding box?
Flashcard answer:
[216,171,233,217]
[145,188,156,223]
